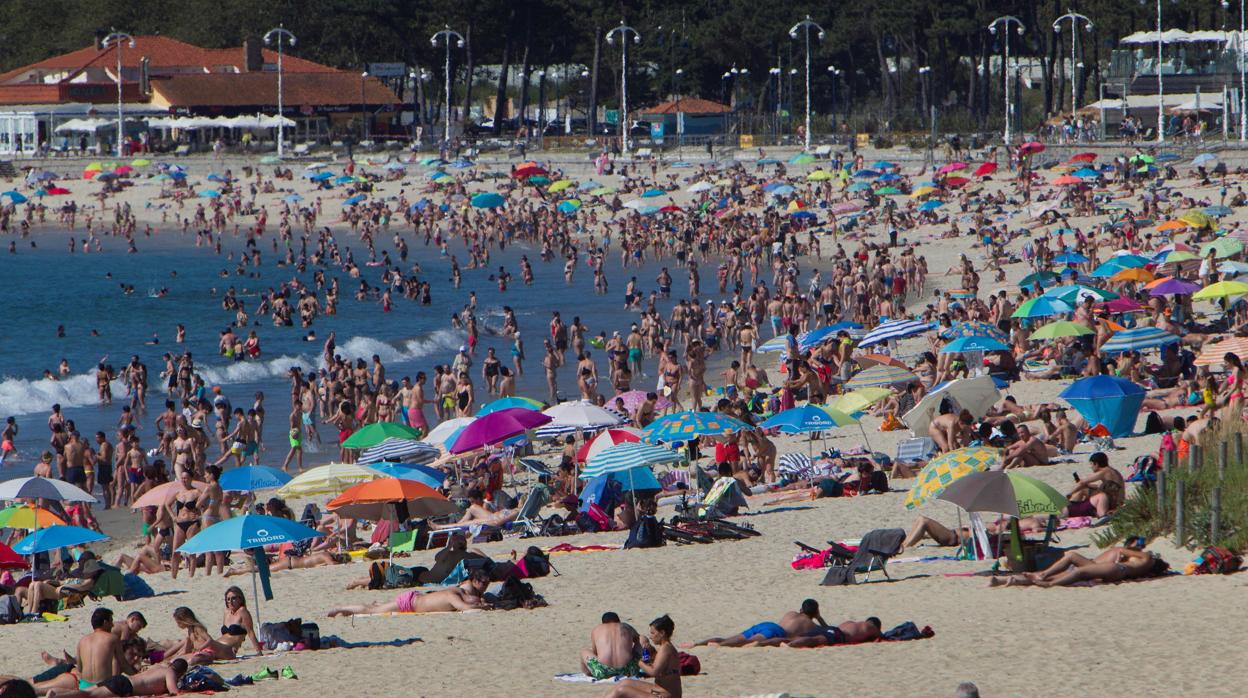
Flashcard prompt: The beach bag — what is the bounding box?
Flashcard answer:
[0,594,19,624]
[300,622,321,650]
[488,577,539,610]
[1127,455,1159,483]
[383,563,418,589]
[516,546,552,578]
[1143,411,1165,435]
[178,666,228,692]
[677,652,701,676]
[624,515,665,549]
[1192,546,1242,575]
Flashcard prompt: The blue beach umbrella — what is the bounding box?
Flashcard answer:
[847,182,871,192]
[642,411,751,444]
[178,514,322,555]
[283,194,304,203]
[582,441,686,479]
[363,462,446,489]
[477,396,543,416]
[1059,375,1145,438]
[344,194,366,206]
[198,189,220,198]
[471,192,506,209]
[1,191,28,204]
[1011,296,1073,319]
[871,160,895,170]
[1053,251,1089,265]
[309,171,332,182]
[941,336,1009,353]
[638,205,661,215]
[859,319,932,347]
[853,169,879,178]
[12,525,107,555]
[918,200,944,212]
[791,210,817,220]
[1100,326,1180,353]
[332,175,354,185]
[760,405,853,434]
[1090,260,1130,278]
[940,321,1008,342]
[768,184,796,197]
[219,466,293,492]
[641,188,665,198]
[557,200,581,214]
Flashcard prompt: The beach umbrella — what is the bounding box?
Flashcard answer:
[178,514,320,555]
[1011,296,1072,319]
[937,162,967,174]
[450,407,551,453]
[755,336,791,354]
[808,170,834,181]
[343,194,367,206]
[874,186,901,196]
[761,405,857,433]
[219,466,293,492]
[941,336,1009,353]
[470,192,505,209]
[362,462,446,489]
[1193,153,1218,166]
[557,200,582,214]
[478,396,544,415]
[275,463,381,497]
[12,525,107,555]
[937,471,1066,518]
[1069,152,1097,162]
[1149,278,1201,296]
[1029,321,1093,340]
[845,364,919,388]
[357,438,440,466]
[1179,211,1216,230]
[943,176,971,188]
[974,162,998,177]
[1218,261,1248,275]
[904,447,1002,509]
[1044,284,1118,305]
[789,154,816,165]
[342,422,424,450]
[1155,220,1188,234]
[0,505,65,529]
[859,319,932,347]
[130,481,207,509]
[198,189,220,198]
[1200,238,1244,259]
[872,160,896,169]
[1019,141,1045,154]
[827,387,892,415]
[327,478,456,520]
[283,194,304,203]
[1052,175,1082,186]
[939,321,1007,342]
[847,182,872,192]
[577,428,643,463]
[854,169,880,179]
[1194,337,1248,367]
[1194,280,1248,301]
[589,186,615,196]
[582,442,686,479]
[1052,251,1089,265]
[596,467,663,493]
[642,411,751,443]
[1,191,27,204]
[513,165,547,178]
[1097,297,1146,314]
[1110,267,1155,283]
[797,323,862,351]
[0,543,25,570]
[1018,270,1059,288]
[0,476,95,503]
[332,174,354,185]
[609,391,673,414]
[1108,253,1152,268]
[641,188,665,198]
[1060,375,1146,437]
[902,376,1001,434]
[45,187,71,196]
[543,401,624,430]
[1072,167,1100,178]
[1100,326,1179,353]
[918,200,944,212]
[424,417,476,448]
[84,162,103,171]
[548,179,574,193]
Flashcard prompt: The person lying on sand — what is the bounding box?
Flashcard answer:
[580,611,642,680]
[327,569,490,616]
[743,617,882,647]
[44,660,187,698]
[223,550,349,577]
[680,599,825,648]
[431,488,519,530]
[602,615,681,698]
[989,539,1167,588]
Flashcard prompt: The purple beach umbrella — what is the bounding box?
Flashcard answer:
[449,407,552,454]
[1148,278,1201,296]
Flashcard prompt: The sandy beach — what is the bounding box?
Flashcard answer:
[2,143,1246,697]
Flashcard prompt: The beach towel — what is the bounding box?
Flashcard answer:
[545,543,621,555]
[554,673,620,684]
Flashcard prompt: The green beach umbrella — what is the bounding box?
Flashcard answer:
[342,422,424,450]
[1200,237,1244,259]
[1018,270,1059,288]
[1029,321,1094,340]
[874,186,901,195]
[937,470,1066,518]
[589,186,615,196]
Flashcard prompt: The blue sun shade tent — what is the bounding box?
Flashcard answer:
[1059,375,1145,437]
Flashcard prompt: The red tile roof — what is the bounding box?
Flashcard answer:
[639,98,731,115]
[151,72,397,109]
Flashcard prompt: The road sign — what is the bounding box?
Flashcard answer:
[367,62,407,78]
[650,122,664,144]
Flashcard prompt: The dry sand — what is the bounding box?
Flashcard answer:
[3,145,1246,697]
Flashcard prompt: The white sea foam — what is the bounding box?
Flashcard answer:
[0,330,462,417]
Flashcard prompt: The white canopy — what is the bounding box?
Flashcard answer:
[54,118,113,132]
[1121,29,1247,45]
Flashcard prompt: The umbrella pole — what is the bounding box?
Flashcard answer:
[857,423,873,452]
[251,569,262,625]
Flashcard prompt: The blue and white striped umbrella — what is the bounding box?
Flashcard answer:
[756,336,792,353]
[357,438,440,465]
[1101,326,1180,353]
[859,319,932,347]
[581,442,687,479]
[362,462,446,489]
[778,452,815,478]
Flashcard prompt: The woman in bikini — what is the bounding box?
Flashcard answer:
[168,469,202,580]
[1220,352,1247,421]
[170,427,194,477]
[164,607,236,666]
[218,586,263,656]
[198,466,227,576]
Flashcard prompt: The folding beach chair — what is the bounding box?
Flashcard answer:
[511,482,553,537]
[820,528,906,585]
[896,437,936,464]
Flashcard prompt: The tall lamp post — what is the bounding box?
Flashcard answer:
[674,67,684,154]
[430,25,465,144]
[1052,12,1093,117]
[1223,0,1246,140]
[101,31,135,157]
[917,65,931,126]
[263,26,296,157]
[605,21,642,156]
[789,14,825,151]
[1141,0,1176,143]
[827,66,841,133]
[988,16,1026,144]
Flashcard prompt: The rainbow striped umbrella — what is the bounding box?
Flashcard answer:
[1194,337,1248,367]
[904,447,1002,509]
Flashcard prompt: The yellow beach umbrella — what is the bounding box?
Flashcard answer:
[1193,280,1248,301]
[904,447,1001,509]
[0,504,66,529]
[274,463,381,497]
[130,158,152,167]
[827,387,891,414]
[548,179,574,193]
[911,186,937,198]
[808,170,834,181]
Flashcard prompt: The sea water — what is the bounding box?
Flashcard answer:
[0,232,724,476]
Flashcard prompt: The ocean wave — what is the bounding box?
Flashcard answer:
[0,330,463,417]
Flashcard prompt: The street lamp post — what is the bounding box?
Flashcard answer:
[789,14,826,151]
[263,26,296,157]
[769,67,782,140]
[827,66,841,134]
[988,16,1026,144]
[1223,0,1246,140]
[430,25,466,145]
[101,31,135,158]
[674,67,684,155]
[606,21,642,156]
[1052,12,1093,117]
[1140,0,1176,143]
[360,72,370,140]
[918,66,931,126]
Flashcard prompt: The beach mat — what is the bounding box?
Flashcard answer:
[553,673,622,684]
[352,609,484,617]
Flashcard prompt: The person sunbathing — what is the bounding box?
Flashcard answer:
[114,545,169,575]
[43,660,187,698]
[1141,380,1199,411]
[746,617,882,647]
[989,541,1167,588]
[680,599,825,648]
[326,569,491,617]
[223,549,349,577]
[431,489,518,530]
[580,611,642,680]
[1002,424,1050,469]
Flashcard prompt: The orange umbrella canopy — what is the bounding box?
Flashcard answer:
[326,477,457,520]
[328,478,445,506]
[1110,267,1156,283]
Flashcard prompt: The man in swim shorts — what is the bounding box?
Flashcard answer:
[681,599,826,647]
[580,611,642,679]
